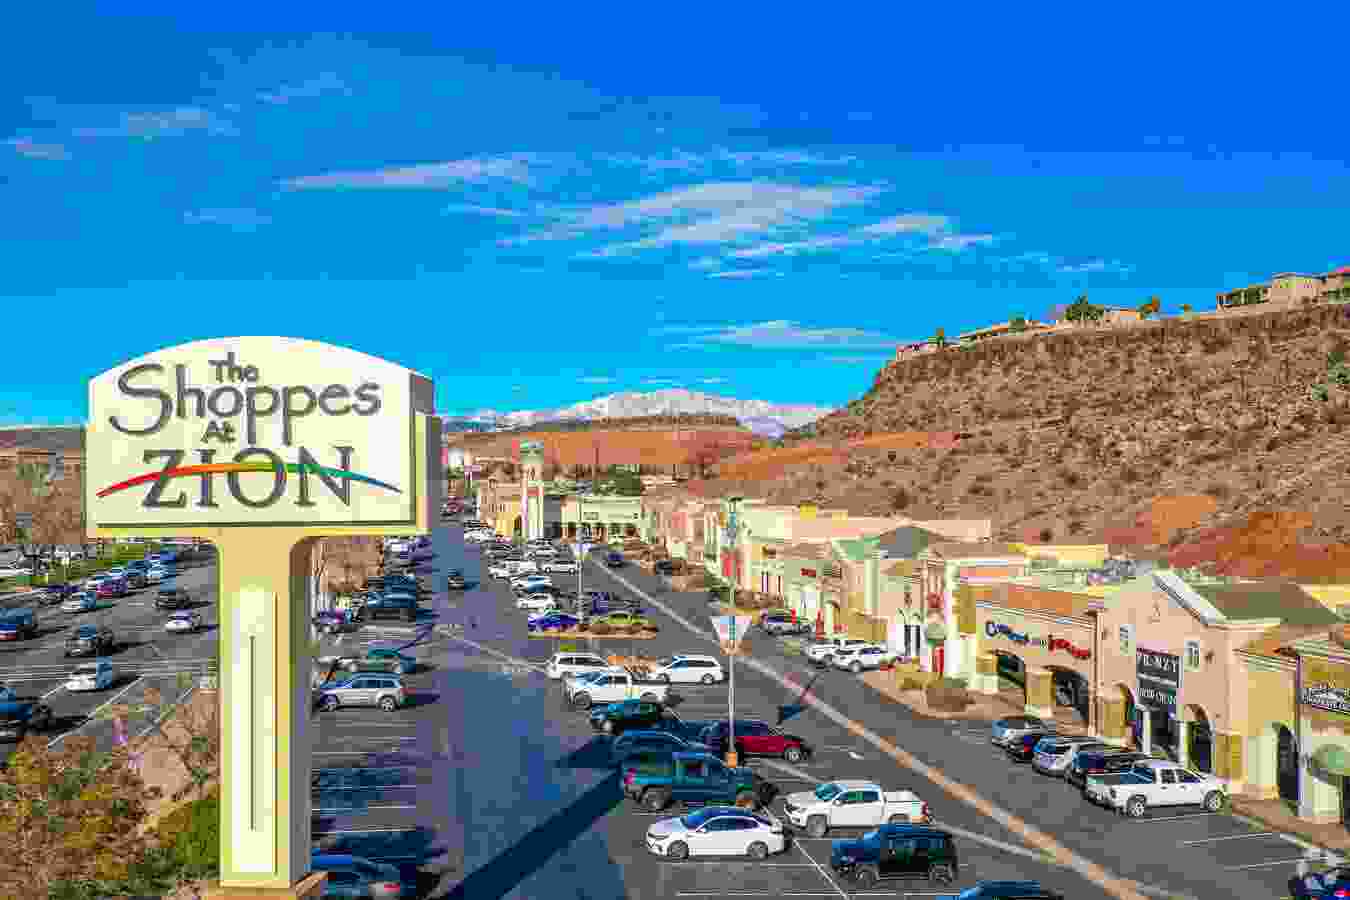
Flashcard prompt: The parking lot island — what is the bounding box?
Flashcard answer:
[84,337,441,899]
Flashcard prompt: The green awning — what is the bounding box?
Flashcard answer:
[925,622,948,643]
[1313,744,1350,777]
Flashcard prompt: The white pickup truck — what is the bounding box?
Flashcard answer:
[781,779,930,837]
[564,668,672,709]
[806,637,871,665]
[1084,758,1227,817]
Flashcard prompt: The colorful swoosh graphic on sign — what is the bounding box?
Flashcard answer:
[97,462,401,498]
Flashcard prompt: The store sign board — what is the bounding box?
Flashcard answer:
[1302,658,1350,716]
[1137,647,1180,714]
[984,621,1091,659]
[87,337,432,528]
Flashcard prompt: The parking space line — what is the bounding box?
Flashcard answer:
[1181,831,1278,844]
[1126,813,1220,822]
[313,785,420,792]
[658,862,819,867]
[47,675,144,748]
[792,836,849,899]
[1225,858,1309,870]
[312,804,415,813]
[312,827,420,836]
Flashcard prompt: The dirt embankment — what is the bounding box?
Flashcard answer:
[671,306,1350,573]
[456,427,759,469]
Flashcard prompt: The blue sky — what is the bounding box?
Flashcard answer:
[4,5,1349,423]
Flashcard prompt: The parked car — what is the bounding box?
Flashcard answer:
[0,700,54,742]
[144,566,170,584]
[1005,731,1058,763]
[363,595,420,622]
[783,780,931,837]
[446,571,467,590]
[698,719,813,763]
[546,652,613,681]
[164,611,205,633]
[589,699,678,735]
[62,592,98,613]
[605,551,626,568]
[829,824,959,889]
[1084,759,1227,816]
[590,611,653,631]
[0,683,14,702]
[648,655,725,685]
[623,751,776,811]
[511,575,553,594]
[990,715,1051,748]
[645,806,787,860]
[40,583,80,605]
[1292,866,1350,900]
[761,612,810,636]
[0,608,39,641]
[315,675,407,712]
[339,648,417,675]
[1032,739,1119,778]
[65,624,115,657]
[155,587,192,610]
[528,612,581,632]
[610,730,712,766]
[653,559,685,576]
[543,559,578,574]
[831,644,897,673]
[1064,749,1152,790]
[314,610,355,635]
[517,593,559,612]
[65,659,114,692]
[565,669,671,708]
[96,577,128,599]
[806,637,871,666]
[311,853,403,898]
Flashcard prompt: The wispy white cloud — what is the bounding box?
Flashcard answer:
[511,384,527,393]
[707,269,781,279]
[729,236,854,259]
[577,376,614,384]
[700,377,727,384]
[600,148,858,171]
[442,204,525,218]
[928,233,995,251]
[673,319,899,350]
[258,72,348,105]
[523,181,882,254]
[641,378,679,386]
[5,137,70,160]
[282,155,536,189]
[861,213,949,235]
[74,106,238,139]
[1058,258,1134,275]
[183,208,272,231]
[830,355,888,364]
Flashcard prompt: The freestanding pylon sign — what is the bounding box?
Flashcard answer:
[84,336,440,899]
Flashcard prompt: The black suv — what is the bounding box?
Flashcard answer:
[0,700,54,742]
[1067,749,1152,791]
[446,570,467,590]
[830,824,959,888]
[364,594,420,622]
[1006,731,1058,763]
[65,624,115,657]
[155,588,191,610]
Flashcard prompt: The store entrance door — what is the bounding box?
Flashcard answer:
[1277,726,1299,806]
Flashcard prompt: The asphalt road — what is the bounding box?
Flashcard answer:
[0,547,220,765]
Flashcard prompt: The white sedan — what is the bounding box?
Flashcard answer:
[543,560,578,574]
[646,807,786,860]
[164,612,204,633]
[66,661,114,692]
[517,594,559,612]
[144,567,169,584]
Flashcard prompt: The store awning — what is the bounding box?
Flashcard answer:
[1313,744,1350,777]
[925,621,948,643]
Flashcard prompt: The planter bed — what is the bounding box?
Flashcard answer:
[527,628,658,639]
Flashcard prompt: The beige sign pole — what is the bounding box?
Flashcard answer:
[85,337,440,899]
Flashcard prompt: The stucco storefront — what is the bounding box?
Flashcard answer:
[1286,637,1350,824]
[967,584,1097,722]
[560,495,647,543]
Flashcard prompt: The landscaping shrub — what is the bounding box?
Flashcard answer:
[899,676,927,691]
[155,790,220,877]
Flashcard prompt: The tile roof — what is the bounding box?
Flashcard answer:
[925,541,1023,559]
[967,582,1098,618]
[1238,624,1328,661]
[1191,580,1341,627]
[876,525,943,559]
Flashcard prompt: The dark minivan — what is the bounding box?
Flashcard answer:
[1006,731,1058,763]
[830,824,958,889]
[155,588,191,610]
[0,608,38,642]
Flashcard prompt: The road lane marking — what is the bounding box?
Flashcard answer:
[313,785,420,792]
[40,684,65,699]
[791,834,849,899]
[1126,813,1220,822]
[1225,858,1309,870]
[47,675,144,747]
[601,564,1153,900]
[311,827,420,835]
[1181,831,1278,844]
[312,804,416,813]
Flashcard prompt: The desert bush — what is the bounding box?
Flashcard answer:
[1058,467,1081,488]
[589,622,612,635]
[1038,527,1054,542]
[925,680,973,712]
[890,486,911,511]
[1203,482,1231,499]
[156,790,220,877]
[1118,465,1140,484]
[899,676,927,691]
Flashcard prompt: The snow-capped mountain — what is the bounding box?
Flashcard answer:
[440,389,833,437]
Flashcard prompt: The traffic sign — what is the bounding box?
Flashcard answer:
[711,614,752,655]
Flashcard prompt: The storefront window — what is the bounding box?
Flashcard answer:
[1185,640,1202,672]
[1119,625,1133,654]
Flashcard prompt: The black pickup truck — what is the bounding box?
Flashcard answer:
[622,751,777,812]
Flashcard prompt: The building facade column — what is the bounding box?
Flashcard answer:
[1025,667,1054,719]
[1176,718,1191,768]
[1139,708,1153,755]
[975,653,999,695]
[1099,697,1125,741]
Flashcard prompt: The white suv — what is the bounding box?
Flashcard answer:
[830,643,896,673]
[649,655,725,685]
[546,654,613,680]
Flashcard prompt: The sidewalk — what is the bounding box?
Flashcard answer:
[1229,795,1350,857]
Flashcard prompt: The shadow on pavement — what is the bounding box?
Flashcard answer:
[312,823,454,896]
[441,771,623,900]
[777,670,822,727]
[553,737,614,771]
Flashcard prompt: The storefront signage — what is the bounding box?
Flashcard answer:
[87,337,428,527]
[984,622,1090,659]
[1302,658,1350,716]
[1136,647,1180,714]
[800,568,818,579]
